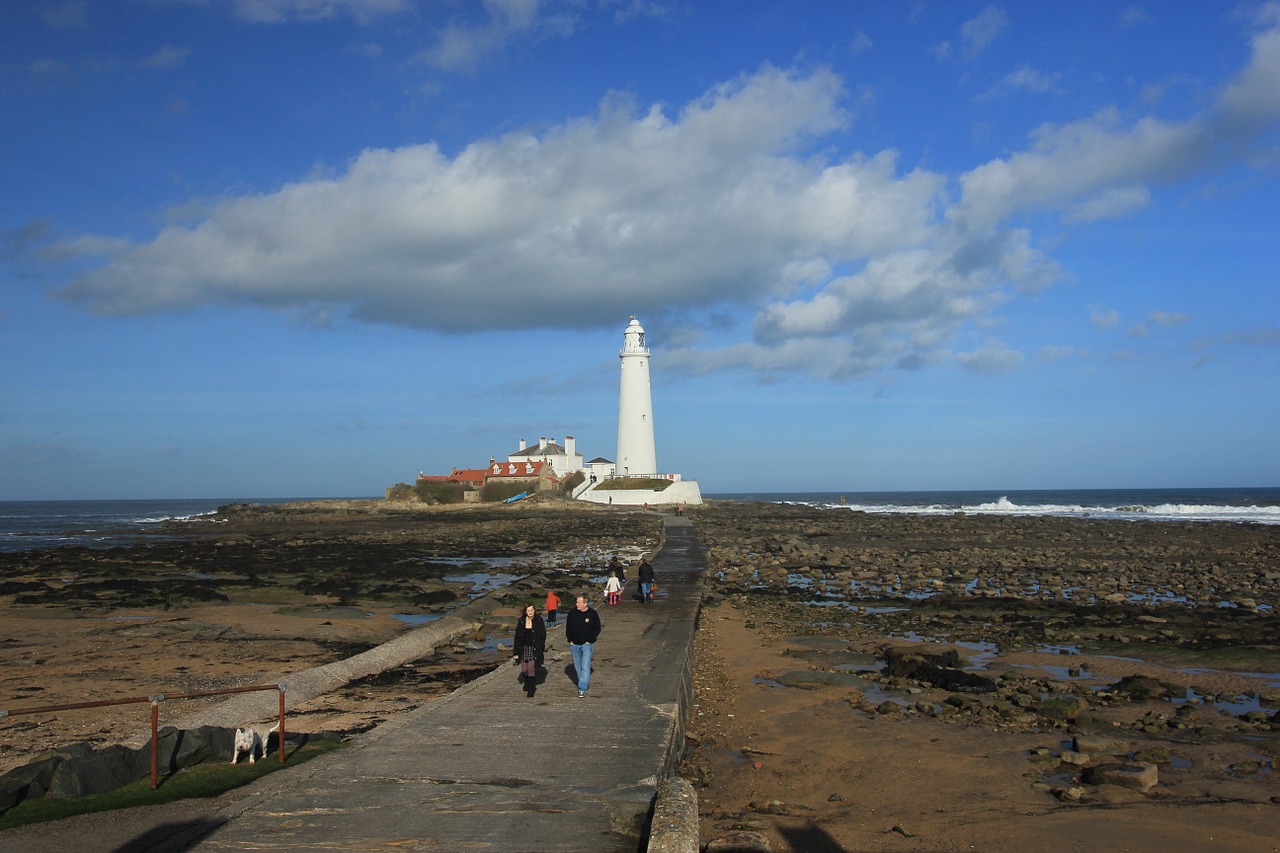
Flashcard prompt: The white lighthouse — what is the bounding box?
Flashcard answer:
[616,316,658,477]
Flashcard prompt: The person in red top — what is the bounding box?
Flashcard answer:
[544,590,561,626]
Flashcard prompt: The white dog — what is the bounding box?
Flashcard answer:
[231,722,279,765]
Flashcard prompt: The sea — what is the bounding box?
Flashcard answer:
[1,488,1278,553]
[707,487,1280,526]
[0,497,371,553]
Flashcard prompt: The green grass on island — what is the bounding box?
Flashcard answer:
[594,477,674,491]
[0,740,344,831]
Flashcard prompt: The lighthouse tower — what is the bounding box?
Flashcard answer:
[616,316,658,477]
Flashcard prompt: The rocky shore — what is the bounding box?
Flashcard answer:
[0,498,662,776]
[2,496,1277,851]
[681,500,1279,852]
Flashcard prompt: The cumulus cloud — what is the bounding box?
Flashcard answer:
[955,7,1280,232]
[58,66,866,330]
[48,10,1280,384]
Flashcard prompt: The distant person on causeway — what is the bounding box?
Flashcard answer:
[544,589,561,626]
[565,594,601,698]
[638,558,656,604]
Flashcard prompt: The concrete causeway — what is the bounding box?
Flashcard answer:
[189,515,705,852]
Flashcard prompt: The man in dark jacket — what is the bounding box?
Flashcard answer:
[638,559,656,604]
[565,595,601,698]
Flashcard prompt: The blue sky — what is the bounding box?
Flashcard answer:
[2,0,1278,500]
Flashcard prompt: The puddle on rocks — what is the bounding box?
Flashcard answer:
[392,613,446,626]
[443,571,522,597]
[753,672,914,709]
[1170,689,1278,716]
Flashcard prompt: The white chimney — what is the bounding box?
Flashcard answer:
[540,436,547,449]
[565,435,576,459]
[519,439,526,451]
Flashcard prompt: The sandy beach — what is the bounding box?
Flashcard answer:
[1,498,1277,851]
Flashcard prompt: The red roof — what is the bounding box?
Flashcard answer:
[488,460,546,478]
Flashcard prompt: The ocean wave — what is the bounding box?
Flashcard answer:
[814,497,1280,525]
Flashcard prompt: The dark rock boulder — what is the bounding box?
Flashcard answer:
[1082,761,1159,793]
[883,645,996,692]
[1110,675,1172,700]
[48,744,144,799]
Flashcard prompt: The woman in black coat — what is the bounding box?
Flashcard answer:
[512,603,546,697]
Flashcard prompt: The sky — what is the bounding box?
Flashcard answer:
[2,0,1278,500]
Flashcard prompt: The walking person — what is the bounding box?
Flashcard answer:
[512,603,546,698]
[605,570,622,606]
[545,589,561,626]
[638,558,656,604]
[565,594,601,698]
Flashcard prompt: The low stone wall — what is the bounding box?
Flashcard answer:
[582,480,704,507]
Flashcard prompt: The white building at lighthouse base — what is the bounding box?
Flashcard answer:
[578,472,703,507]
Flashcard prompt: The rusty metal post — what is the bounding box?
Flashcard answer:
[278,683,287,764]
[149,696,161,789]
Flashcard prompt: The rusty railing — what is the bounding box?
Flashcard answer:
[0,683,287,788]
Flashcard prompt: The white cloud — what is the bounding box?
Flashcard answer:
[58,66,871,330]
[422,0,577,73]
[1127,311,1187,339]
[28,57,74,83]
[228,0,410,24]
[1064,185,1150,222]
[140,45,191,69]
[42,2,88,30]
[953,10,1280,233]
[1119,6,1151,28]
[1149,310,1189,327]
[978,64,1062,100]
[956,339,1024,374]
[1036,345,1075,362]
[49,10,1280,384]
[960,5,1009,58]
[1090,307,1121,329]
